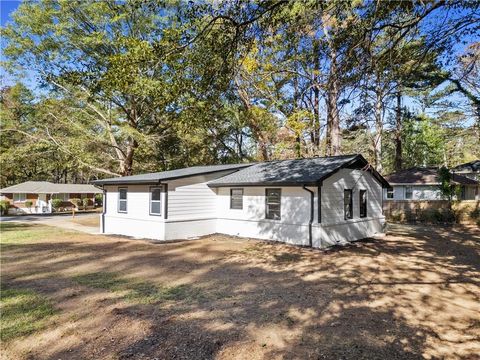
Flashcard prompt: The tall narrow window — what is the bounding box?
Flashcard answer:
[150,186,162,215]
[344,189,353,220]
[118,187,127,213]
[265,188,281,220]
[359,190,367,218]
[230,188,243,209]
[386,188,394,199]
[405,186,413,199]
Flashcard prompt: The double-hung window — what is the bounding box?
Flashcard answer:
[359,190,367,218]
[230,188,243,210]
[265,188,281,220]
[386,188,394,199]
[13,193,26,203]
[344,189,353,220]
[150,186,162,215]
[405,186,413,200]
[118,187,128,213]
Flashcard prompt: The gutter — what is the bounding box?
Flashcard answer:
[302,185,314,247]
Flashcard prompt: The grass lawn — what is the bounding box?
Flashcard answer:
[0,221,479,359]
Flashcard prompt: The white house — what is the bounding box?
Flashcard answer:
[383,167,479,201]
[94,154,390,248]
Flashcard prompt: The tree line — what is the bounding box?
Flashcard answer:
[1,0,479,186]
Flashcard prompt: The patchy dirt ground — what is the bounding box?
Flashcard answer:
[1,223,479,360]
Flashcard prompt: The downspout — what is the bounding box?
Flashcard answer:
[302,185,314,247]
[101,186,106,234]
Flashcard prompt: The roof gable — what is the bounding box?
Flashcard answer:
[208,154,390,188]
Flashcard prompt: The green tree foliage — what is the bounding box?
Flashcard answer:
[1,0,478,182]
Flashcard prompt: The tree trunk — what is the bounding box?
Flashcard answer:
[326,76,341,156]
[312,39,321,150]
[394,91,403,171]
[120,139,137,176]
[325,51,341,156]
[374,85,383,173]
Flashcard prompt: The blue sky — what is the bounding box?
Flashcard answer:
[1,0,19,26]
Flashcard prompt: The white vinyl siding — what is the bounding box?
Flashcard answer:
[321,168,383,225]
[167,172,232,220]
[102,168,385,247]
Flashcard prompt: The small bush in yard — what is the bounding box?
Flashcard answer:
[24,200,33,212]
[82,197,90,208]
[0,200,10,215]
[51,198,63,210]
[94,193,102,206]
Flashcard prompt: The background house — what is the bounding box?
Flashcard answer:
[452,160,480,181]
[383,167,479,201]
[382,167,479,223]
[94,154,389,248]
[0,181,102,214]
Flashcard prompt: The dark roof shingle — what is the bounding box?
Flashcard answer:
[93,164,252,185]
[208,154,389,187]
[385,167,478,185]
[453,160,480,172]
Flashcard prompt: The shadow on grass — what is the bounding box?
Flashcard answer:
[1,224,479,359]
[0,283,57,342]
[0,222,39,232]
[72,272,202,305]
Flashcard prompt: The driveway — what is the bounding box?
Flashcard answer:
[0,212,100,234]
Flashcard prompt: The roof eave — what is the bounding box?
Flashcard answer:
[94,165,254,186]
[208,181,320,188]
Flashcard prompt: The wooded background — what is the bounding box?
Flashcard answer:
[1,0,479,186]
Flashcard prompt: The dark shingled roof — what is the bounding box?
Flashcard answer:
[385,167,478,185]
[93,164,252,185]
[453,160,480,172]
[208,154,389,187]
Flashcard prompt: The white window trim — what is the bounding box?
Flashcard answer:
[230,188,243,210]
[265,188,281,220]
[149,186,162,216]
[405,186,413,200]
[118,187,128,213]
[13,193,27,203]
[386,188,394,199]
[53,193,69,201]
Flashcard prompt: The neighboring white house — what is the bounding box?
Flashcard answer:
[383,167,479,201]
[94,155,390,248]
[0,181,102,214]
